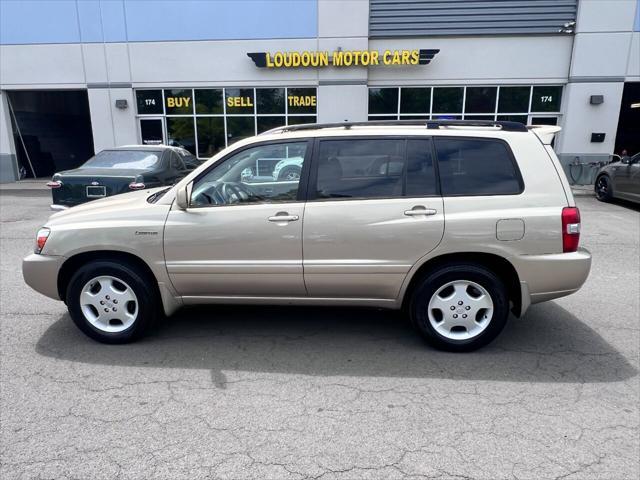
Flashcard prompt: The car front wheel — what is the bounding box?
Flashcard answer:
[409,263,509,352]
[66,260,158,343]
[595,174,612,201]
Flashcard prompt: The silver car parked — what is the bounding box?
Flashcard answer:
[23,120,591,351]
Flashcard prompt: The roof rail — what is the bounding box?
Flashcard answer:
[262,119,527,134]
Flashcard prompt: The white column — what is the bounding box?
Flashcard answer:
[317,0,370,123]
[318,85,368,123]
[87,88,138,153]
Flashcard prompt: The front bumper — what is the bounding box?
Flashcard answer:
[22,253,65,300]
[512,248,592,314]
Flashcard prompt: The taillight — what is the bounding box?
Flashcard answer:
[34,228,50,254]
[46,180,62,189]
[129,182,146,190]
[562,207,581,253]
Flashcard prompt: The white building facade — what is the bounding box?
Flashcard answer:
[1,0,638,183]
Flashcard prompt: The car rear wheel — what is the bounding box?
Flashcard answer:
[409,263,509,352]
[595,174,612,201]
[277,166,301,181]
[66,260,158,343]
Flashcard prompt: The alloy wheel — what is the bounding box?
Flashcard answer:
[427,280,494,340]
[595,176,608,198]
[79,275,139,333]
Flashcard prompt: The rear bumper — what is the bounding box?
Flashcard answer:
[22,253,64,300]
[512,248,592,314]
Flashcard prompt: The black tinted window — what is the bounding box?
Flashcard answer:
[315,139,404,199]
[435,138,522,196]
[406,139,437,196]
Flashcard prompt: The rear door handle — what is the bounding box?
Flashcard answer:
[404,207,437,216]
[268,213,299,222]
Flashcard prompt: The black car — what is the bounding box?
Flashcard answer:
[595,152,640,204]
[47,146,200,209]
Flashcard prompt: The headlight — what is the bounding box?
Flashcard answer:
[34,228,50,254]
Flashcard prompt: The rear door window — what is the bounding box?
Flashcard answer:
[314,139,405,199]
[434,137,523,196]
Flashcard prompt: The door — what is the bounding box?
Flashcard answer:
[615,153,640,199]
[163,140,311,297]
[140,118,165,146]
[302,137,444,300]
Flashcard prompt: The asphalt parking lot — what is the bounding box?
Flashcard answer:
[0,189,638,480]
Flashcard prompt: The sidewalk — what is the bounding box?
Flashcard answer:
[0,179,49,195]
[0,179,48,190]
[571,184,595,197]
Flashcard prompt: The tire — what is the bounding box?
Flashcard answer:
[595,174,613,202]
[66,260,159,344]
[277,166,302,181]
[409,263,509,352]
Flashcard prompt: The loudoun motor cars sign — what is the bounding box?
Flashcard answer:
[247,49,440,68]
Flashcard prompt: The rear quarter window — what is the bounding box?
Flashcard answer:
[434,137,523,196]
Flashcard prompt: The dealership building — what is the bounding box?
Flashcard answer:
[1,0,638,183]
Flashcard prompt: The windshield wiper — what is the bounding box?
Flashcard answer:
[147,187,171,203]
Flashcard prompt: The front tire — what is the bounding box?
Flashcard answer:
[66,260,159,344]
[409,263,509,352]
[595,174,612,201]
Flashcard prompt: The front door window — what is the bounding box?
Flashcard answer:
[190,141,308,207]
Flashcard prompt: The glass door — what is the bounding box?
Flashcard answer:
[139,118,165,146]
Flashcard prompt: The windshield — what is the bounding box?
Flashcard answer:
[82,150,161,170]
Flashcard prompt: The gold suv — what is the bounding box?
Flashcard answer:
[23,121,591,351]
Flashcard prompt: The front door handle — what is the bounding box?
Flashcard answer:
[268,212,299,222]
[404,206,437,216]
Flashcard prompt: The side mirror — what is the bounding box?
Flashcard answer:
[176,183,190,210]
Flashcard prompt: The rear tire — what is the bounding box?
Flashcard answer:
[277,166,302,181]
[595,174,613,202]
[409,263,509,352]
[66,260,159,344]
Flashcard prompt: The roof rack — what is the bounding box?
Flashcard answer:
[262,119,528,135]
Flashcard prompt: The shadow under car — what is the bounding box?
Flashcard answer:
[36,302,637,385]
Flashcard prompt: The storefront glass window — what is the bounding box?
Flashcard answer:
[225,88,255,115]
[166,117,195,154]
[497,115,528,124]
[257,88,286,114]
[465,87,497,114]
[498,87,530,113]
[226,116,255,145]
[531,86,562,112]
[369,88,398,114]
[257,116,286,134]
[287,88,317,114]
[136,90,163,115]
[433,87,463,113]
[368,85,563,126]
[400,88,430,114]
[464,115,496,121]
[196,117,225,157]
[164,89,193,115]
[368,115,398,121]
[195,89,223,114]
[288,116,317,125]
[136,87,317,158]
